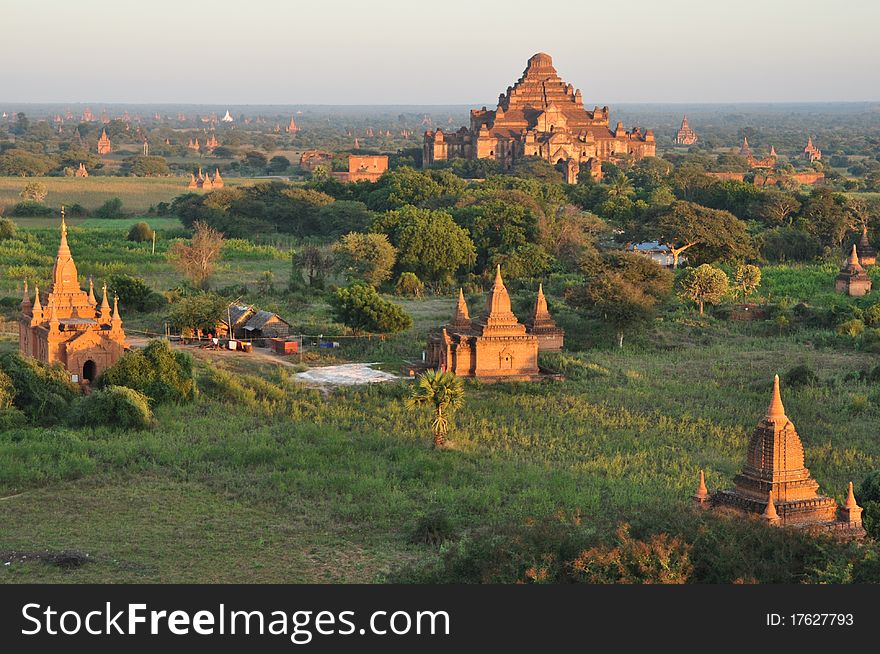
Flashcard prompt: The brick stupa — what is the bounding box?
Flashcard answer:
[525,283,564,351]
[698,375,864,537]
[426,266,540,380]
[856,225,876,267]
[835,244,872,296]
[673,116,697,145]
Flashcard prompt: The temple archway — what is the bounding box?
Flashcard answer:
[82,360,97,383]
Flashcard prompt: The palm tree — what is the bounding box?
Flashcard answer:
[406,370,465,449]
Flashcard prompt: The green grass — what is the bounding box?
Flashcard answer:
[0,176,262,213]
[2,318,879,583]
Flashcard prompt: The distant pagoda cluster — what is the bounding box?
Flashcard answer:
[188,167,224,190]
[695,375,864,538]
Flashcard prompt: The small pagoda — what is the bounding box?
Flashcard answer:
[96,128,111,155]
[835,244,872,296]
[525,283,564,351]
[74,162,88,177]
[856,225,876,267]
[695,375,864,538]
[673,116,697,145]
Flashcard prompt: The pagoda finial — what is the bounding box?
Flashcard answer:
[111,293,122,329]
[762,490,780,523]
[88,276,96,305]
[849,243,860,266]
[99,283,111,322]
[495,263,503,286]
[767,374,786,420]
[694,469,709,504]
[845,481,860,509]
[21,278,30,306]
[31,284,43,324]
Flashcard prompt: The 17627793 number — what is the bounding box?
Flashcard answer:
[767,613,854,627]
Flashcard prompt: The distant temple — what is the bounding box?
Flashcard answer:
[96,128,111,155]
[673,116,697,145]
[221,110,234,123]
[696,375,864,537]
[856,225,876,266]
[836,244,872,296]
[187,138,201,151]
[331,155,388,183]
[284,117,298,133]
[524,283,564,351]
[426,267,541,380]
[739,136,752,158]
[205,132,219,150]
[18,209,128,383]
[803,137,822,162]
[188,167,223,190]
[423,53,655,183]
[74,163,88,177]
[299,150,334,172]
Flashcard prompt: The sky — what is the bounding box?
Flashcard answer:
[1,0,878,105]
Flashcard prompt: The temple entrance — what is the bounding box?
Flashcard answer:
[82,360,97,383]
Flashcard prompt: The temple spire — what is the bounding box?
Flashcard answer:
[98,283,111,323]
[88,277,96,305]
[845,481,859,509]
[533,283,550,322]
[848,243,860,267]
[762,490,780,523]
[693,469,710,506]
[767,374,786,420]
[31,285,43,324]
[20,278,31,311]
[111,294,122,330]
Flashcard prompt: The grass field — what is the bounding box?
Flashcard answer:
[1,319,878,583]
[0,176,262,214]
[2,219,880,583]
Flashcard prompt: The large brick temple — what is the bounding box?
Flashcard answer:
[18,209,128,383]
[427,266,543,381]
[423,52,655,183]
[695,375,864,537]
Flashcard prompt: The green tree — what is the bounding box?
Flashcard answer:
[100,339,197,405]
[375,205,475,284]
[576,271,659,348]
[637,201,753,267]
[93,197,125,219]
[75,385,153,430]
[733,264,761,301]
[0,149,55,176]
[329,284,412,333]
[395,272,424,298]
[406,369,465,449]
[107,273,165,312]
[677,264,729,316]
[19,181,48,203]
[167,293,228,334]
[333,232,397,287]
[125,155,171,177]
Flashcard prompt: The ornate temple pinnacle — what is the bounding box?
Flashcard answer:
[845,481,860,509]
[762,490,780,523]
[767,374,786,420]
[848,243,860,266]
[695,470,709,501]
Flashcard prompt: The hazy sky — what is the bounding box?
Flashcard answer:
[1,0,878,104]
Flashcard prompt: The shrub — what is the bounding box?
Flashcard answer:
[11,201,53,217]
[99,339,197,404]
[107,274,165,313]
[75,385,153,430]
[329,284,412,333]
[0,217,17,240]
[568,523,693,584]
[395,272,424,298]
[865,304,880,327]
[93,197,124,219]
[0,353,79,423]
[0,368,14,409]
[784,364,819,388]
[857,471,880,540]
[127,221,155,243]
[408,506,455,546]
[837,319,865,338]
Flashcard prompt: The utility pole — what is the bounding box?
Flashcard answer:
[151,230,156,256]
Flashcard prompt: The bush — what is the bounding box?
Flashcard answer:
[127,221,155,243]
[99,339,197,404]
[0,368,14,409]
[107,274,165,313]
[0,353,79,423]
[865,304,880,327]
[857,471,880,540]
[75,385,153,430]
[395,272,424,298]
[329,284,412,333]
[0,217,17,240]
[11,201,53,217]
[784,364,819,388]
[93,197,124,219]
[837,319,865,338]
